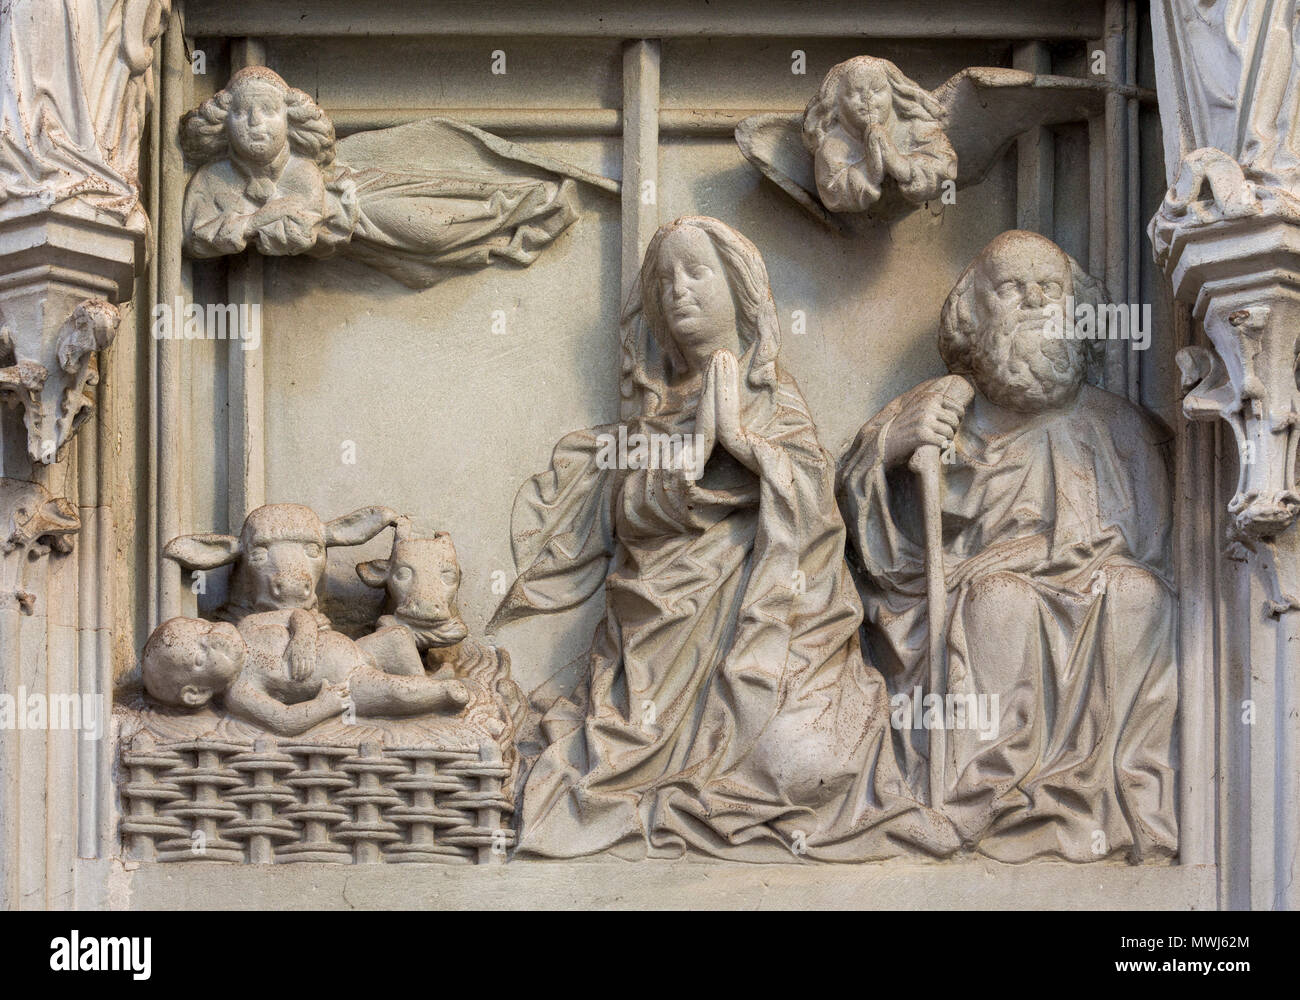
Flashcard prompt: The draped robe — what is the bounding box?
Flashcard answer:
[837,380,1179,862]
[182,152,577,286]
[496,363,960,862]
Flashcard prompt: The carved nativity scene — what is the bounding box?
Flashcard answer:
[1,0,1297,910]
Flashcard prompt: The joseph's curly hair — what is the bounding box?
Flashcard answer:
[181,66,336,166]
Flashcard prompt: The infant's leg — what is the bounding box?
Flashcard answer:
[345,666,469,717]
[355,626,425,676]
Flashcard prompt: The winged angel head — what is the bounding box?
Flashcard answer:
[802,55,956,213]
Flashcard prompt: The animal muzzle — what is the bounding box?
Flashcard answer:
[268,571,315,605]
[398,611,468,645]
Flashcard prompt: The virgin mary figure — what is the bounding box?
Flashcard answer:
[489,216,958,862]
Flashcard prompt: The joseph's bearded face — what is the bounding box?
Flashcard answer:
[969,240,1085,413]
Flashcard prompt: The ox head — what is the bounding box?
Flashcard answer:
[164,503,399,617]
[356,520,469,648]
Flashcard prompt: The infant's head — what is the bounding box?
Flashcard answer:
[142,618,246,709]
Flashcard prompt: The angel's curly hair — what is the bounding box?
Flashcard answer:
[802,55,946,154]
[181,66,336,167]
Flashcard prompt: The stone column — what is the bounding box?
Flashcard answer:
[1149,0,1300,910]
[0,0,169,910]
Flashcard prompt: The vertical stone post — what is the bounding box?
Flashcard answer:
[1149,0,1300,910]
[0,0,171,909]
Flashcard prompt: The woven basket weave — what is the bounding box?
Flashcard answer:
[120,735,515,864]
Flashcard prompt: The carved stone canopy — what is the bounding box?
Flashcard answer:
[0,205,133,465]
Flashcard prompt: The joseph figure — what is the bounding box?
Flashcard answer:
[836,230,1178,863]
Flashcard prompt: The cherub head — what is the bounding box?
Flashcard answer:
[939,231,1098,413]
[182,66,336,170]
[141,618,246,709]
[803,56,946,153]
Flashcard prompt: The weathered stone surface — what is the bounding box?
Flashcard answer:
[1,0,1295,911]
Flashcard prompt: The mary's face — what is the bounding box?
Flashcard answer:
[227,80,289,166]
[656,227,740,370]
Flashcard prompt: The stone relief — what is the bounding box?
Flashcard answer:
[4,0,1298,918]
[119,504,528,864]
[102,30,1185,869]
[181,66,617,287]
[491,216,960,862]
[122,217,1181,868]
[837,231,1178,863]
[737,59,1146,229]
[482,220,1177,864]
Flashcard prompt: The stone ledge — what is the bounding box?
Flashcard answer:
[100,859,1218,910]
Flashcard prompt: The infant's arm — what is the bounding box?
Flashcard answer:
[224,674,347,736]
[284,609,319,682]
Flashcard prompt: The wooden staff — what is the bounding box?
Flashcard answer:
[907,375,974,807]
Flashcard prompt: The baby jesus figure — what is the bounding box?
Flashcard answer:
[141,611,469,736]
[801,55,957,214]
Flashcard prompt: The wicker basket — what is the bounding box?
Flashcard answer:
[120,735,516,864]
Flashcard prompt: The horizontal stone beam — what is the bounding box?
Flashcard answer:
[184,0,1106,40]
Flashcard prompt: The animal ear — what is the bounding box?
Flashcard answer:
[163,533,241,569]
[356,559,391,589]
[323,506,399,547]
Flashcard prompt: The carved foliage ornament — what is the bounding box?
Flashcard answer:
[0,478,79,614]
[0,296,119,464]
